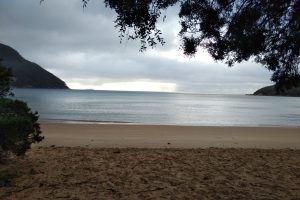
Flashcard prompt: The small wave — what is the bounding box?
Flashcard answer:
[38,118,134,125]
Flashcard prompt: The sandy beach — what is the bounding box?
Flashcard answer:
[38,123,300,149]
[1,123,300,199]
[1,147,300,199]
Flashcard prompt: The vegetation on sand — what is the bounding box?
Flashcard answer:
[0,63,43,159]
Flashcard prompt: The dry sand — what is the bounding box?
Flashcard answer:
[1,123,300,199]
[38,123,300,149]
[1,147,299,199]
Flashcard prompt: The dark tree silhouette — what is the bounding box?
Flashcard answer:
[100,0,300,86]
[0,60,13,97]
[0,62,43,157]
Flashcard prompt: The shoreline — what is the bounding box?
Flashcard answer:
[38,119,300,128]
[37,123,300,149]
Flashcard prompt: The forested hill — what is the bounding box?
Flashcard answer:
[0,43,68,89]
[253,83,300,97]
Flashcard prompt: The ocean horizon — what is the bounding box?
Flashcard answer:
[12,88,300,127]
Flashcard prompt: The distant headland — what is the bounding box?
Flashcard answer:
[0,43,68,89]
[253,82,300,97]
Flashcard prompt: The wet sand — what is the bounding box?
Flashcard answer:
[38,123,300,149]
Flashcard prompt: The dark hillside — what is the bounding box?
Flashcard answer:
[253,82,300,97]
[0,43,68,89]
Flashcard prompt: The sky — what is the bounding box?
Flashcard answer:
[0,0,273,94]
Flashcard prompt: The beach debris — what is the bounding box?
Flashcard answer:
[54,192,71,199]
[29,168,38,175]
[113,149,121,154]
[136,186,164,194]
[107,188,117,193]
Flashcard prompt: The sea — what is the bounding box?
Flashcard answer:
[12,88,300,127]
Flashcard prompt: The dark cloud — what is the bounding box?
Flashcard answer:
[0,0,272,93]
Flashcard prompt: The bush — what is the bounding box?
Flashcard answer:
[0,98,44,156]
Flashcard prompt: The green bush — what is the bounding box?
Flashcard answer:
[0,98,44,156]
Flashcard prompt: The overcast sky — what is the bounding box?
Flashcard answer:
[0,0,273,93]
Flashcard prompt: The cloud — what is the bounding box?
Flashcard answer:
[0,0,273,93]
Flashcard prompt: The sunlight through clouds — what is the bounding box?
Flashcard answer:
[146,48,216,64]
[68,81,177,92]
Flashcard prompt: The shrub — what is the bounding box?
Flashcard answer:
[0,62,43,158]
[0,98,44,156]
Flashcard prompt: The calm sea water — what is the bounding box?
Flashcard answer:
[12,88,300,127]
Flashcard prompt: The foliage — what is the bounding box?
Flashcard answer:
[104,0,178,51]
[253,76,300,96]
[0,98,44,156]
[275,74,300,93]
[0,63,13,97]
[0,62,43,157]
[101,0,300,85]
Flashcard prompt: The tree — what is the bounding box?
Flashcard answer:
[0,60,13,97]
[100,0,300,86]
[0,63,43,157]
